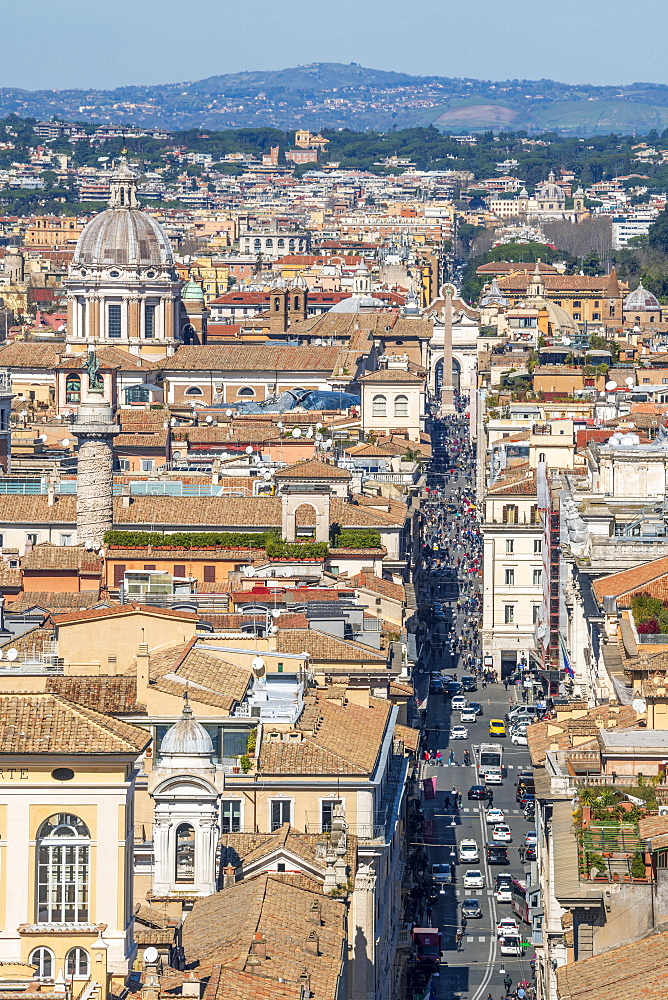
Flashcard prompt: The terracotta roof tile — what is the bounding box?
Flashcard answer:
[556,927,668,1000]
[592,556,668,606]
[50,603,198,626]
[275,628,386,663]
[274,459,352,480]
[156,345,341,373]
[0,692,149,754]
[8,592,104,613]
[45,676,143,714]
[23,543,102,573]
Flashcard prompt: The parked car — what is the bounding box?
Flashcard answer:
[463,869,485,888]
[468,785,490,800]
[511,732,528,746]
[461,898,482,918]
[524,831,537,846]
[523,844,537,861]
[458,839,479,863]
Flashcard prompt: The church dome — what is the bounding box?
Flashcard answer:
[624,281,660,311]
[160,702,214,757]
[181,279,205,301]
[73,158,174,269]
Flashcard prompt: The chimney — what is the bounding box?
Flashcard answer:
[121,484,132,507]
[309,900,321,926]
[107,653,117,676]
[180,973,201,999]
[305,930,319,957]
[345,686,370,709]
[299,970,311,1000]
[223,863,236,888]
[137,643,150,702]
[243,954,262,974]
[250,932,267,960]
[47,482,56,507]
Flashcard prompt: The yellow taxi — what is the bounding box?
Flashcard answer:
[489,719,507,737]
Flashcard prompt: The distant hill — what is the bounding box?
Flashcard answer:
[4,63,668,135]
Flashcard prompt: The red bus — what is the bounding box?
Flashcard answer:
[510,878,530,924]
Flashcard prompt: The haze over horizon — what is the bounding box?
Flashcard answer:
[5,0,667,92]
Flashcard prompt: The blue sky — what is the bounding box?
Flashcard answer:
[5,0,667,90]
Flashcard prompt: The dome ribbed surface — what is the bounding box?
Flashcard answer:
[624,283,660,311]
[160,707,214,756]
[73,208,174,268]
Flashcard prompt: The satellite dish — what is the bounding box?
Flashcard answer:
[292,428,302,438]
[6,649,17,662]
[243,566,255,577]
[271,609,281,619]
[206,415,213,423]
[605,381,617,391]
[262,470,273,480]
[143,947,159,965]
[562,337,571,346]
[245,445,254,454]
[626,377,635,387]
[306,427,314,438]
[632,698,647,714]
[61,438,70,447]
[251,656,265,674]
[39,434,48,442]
[225,409,233,417]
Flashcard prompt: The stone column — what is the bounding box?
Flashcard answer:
[350,864,377,1000]
[164,297,175,342]
[440,284,456,414]
[128,297,141,340]
[89,295,100,340]
[71,399,120,548]
[152,815,172,894]
[197,814,218,895]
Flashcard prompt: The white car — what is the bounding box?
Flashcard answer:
[524,831,537,846]
[460,708,477,723]
[463,868,485,888]
[484,768,503,785]
[499,935,523,956]
[511,732,528,746]
[492,824,512,843]
[458,839,479,863]
[451,725,468,740]
[497,917,520,938]
[451,695,467,711]
[486,808,506,825]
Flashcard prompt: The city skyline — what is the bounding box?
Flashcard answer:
[5,0,668,91]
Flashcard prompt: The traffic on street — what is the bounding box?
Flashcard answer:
[409,402,538,1000]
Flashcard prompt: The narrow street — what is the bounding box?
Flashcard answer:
[412,407,536,1000]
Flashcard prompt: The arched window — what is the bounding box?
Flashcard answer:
[277,238,285,248]
[274,296,281,312]
[175,823,195,882]
[293,296,300,310]
[539,452,546,463]
[394,394,409,417]
[66,374,81,404]
[184,386,203,396]
[37,814,89,923]
[254,239,261,248]
[30,948,54,979]
[237,387,256,397]
[66,948,89,978]
[265,238,273,248]
[372,394,387,417]
[288,240,295,251]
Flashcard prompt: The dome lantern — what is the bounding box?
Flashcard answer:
[108,156,139,210]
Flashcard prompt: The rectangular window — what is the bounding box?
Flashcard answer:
[221,800,241,834]
[533,605,541,624]
[505,568,515,586]
[117,459,130,472]
[505,539,514,554]
[504,605,515,624]
[534,539,543,554]
[25,533,38,547]
[108,303,122,339]
[203,565,216,583]
[60,534,73,546]
[321,799,342,833]
[173,564,186,578]
[533,569,543,586]
[145,303,156,339]
[270,800,291,831]
[0,534,4,548]
[141,459,154,472]
[143,564,156,570]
